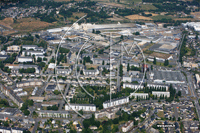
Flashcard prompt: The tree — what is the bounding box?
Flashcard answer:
[37,57,42,62]
[102,60,105,65]
[127,63,130,71]
[153,57,156,65]
[120,35,124,40]
[24,109,30,116]
[135,32,140,35]
[164,59,169,66]
[119,64,123,77]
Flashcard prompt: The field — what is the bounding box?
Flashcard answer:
[157,110,164,118]
[0,17,53,33]
[11,18,53,32]
[151,15,173,20]
[125,14,152,20]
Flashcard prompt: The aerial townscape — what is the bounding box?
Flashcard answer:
[0,0,200,133]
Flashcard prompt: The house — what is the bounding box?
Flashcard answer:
[103,96,129,109]
[122,120,134,132]
[17,56,33,63]
[83,69,99,76]
[65,104,96,111]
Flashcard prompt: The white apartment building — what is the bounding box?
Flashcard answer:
[22,50,45,56]
[123,83,144,89]
[83,69,99,76]
[103,96,129,109]
[130,93,149,99]
[22,45,44,51]
[195,74,200,84]
[122,120,134,132]
[122,76,132,83]
[147,84,168,91]
[0,127,25,133]
[65,104,96,112]
[152,91,170,98]
[17,56,33,63]
[57,69,72,75]
[7,45,20,52]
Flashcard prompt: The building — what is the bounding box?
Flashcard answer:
[152,91,170,98]
[0,127,26,133]
[17,56,33,63]
[16,81,43,88]
[147,84,168,91]
[153,70,185,84]
[22,45,44,51]
[22,50,45,56]
[5,64,40,74]
[0,84,23,108]
[57,69,71,75]
[122,120,134,132]
[103,96,129,109]
[92,58,109,65]
[183,62,198,68]
[122,76,132,83]
[37,110,69,118]
[7,45,20,52]
[130,93,149,99]
[45,84,56,92]
[123,83,144,89]
[95,107,119,119]
[65,104,96,112]
[195,74,200,84]
[29,96,45,102]
[98,65,113,71]
[83,69,99,76]
[0,55,9,60]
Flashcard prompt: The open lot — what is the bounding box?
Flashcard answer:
[125,15,152,20]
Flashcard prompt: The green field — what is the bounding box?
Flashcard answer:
[151,15,174,20]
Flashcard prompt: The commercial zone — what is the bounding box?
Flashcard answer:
[153,70,185,84]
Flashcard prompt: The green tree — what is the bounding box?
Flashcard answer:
[164,59,169,66]
[119,64,123,77]
[153,57,156,65]
[127,63,130,71]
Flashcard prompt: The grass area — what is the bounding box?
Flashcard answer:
[157,111,164,118]
[142,43,154,51]
[151,15,173,20]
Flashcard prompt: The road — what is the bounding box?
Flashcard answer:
[173,104,178,121]
[59,84,70,111]
[186,72,200,121]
